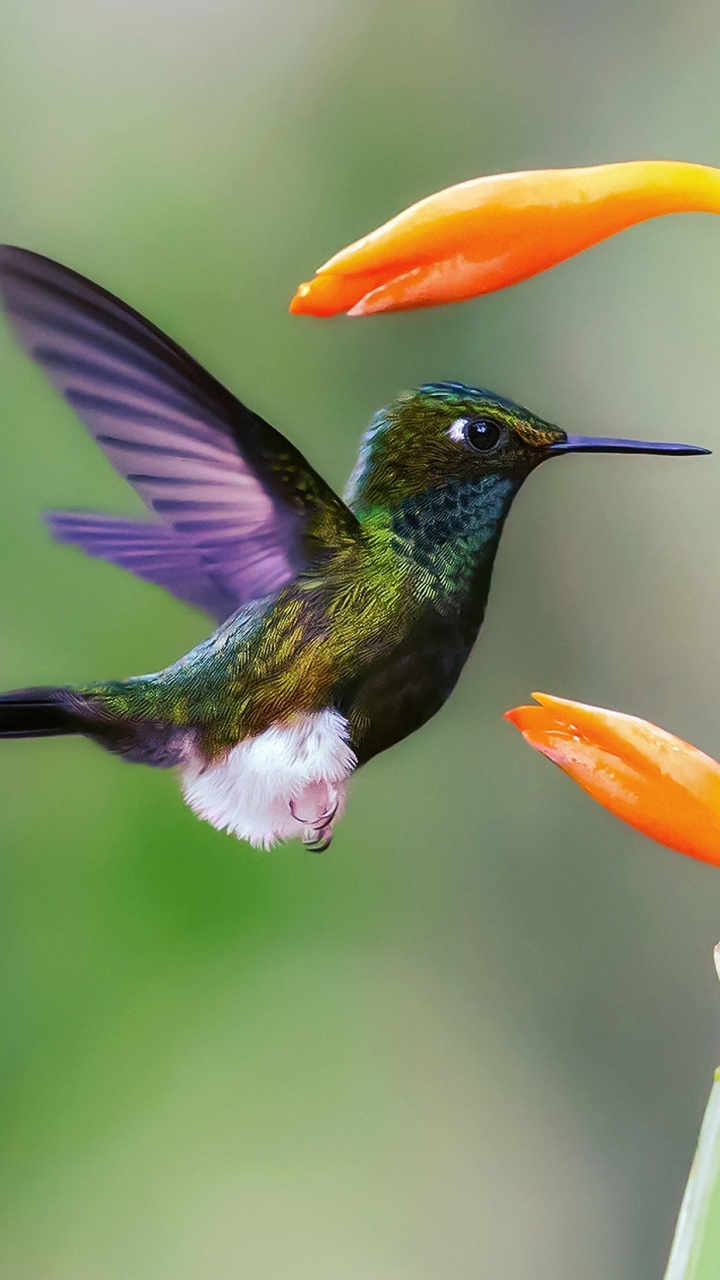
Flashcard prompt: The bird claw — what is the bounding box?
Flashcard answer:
[302,825,334,853]
[290,784,338,853]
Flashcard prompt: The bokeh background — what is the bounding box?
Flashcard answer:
[3,1,720,1276]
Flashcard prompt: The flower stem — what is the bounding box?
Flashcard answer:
[664,1068,720,1280]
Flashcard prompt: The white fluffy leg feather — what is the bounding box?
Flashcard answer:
[180,708,357,849]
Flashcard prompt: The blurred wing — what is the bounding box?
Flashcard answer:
[47,512,239,621]
[0,246,359,617]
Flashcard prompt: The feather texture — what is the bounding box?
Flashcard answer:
[0,246,359,617]
[46,512,238,619]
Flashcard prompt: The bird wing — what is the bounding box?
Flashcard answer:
[0,246,360,619]
[45,512,240,621]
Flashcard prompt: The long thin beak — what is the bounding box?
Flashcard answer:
[548,434,710,457]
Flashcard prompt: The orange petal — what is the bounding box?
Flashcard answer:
[504,692,720,866]
[290,161,720,317]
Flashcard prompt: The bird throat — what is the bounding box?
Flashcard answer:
[389,473,519,612]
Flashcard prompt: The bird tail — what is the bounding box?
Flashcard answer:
[0,687,96,738]
[0,686,186,766]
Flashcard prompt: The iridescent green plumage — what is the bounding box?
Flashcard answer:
[78,383,564,765]
[0,248,707,848]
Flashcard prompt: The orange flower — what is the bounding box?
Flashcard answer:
[290,160,720,317]
[504,693,720,865]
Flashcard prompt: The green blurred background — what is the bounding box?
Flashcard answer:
[2,1,720,1276]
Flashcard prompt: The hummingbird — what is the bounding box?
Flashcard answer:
[0,247,708,850]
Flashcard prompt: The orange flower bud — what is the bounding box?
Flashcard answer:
[290,161,720,317]
[504,693,720,865]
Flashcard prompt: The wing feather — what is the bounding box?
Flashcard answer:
[47,512,239,619]
[0,246,359,617]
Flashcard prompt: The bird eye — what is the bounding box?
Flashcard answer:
[464,418,502,453]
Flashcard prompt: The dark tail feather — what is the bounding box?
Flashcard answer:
[0,687,93,738]
[0,686,187,766]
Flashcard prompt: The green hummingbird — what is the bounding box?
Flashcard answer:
[0,247,708,849]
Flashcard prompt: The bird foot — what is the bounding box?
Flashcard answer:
[290,780,338,853]
[302,825,334,853]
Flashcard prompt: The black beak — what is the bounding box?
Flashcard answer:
[548,435,710,457]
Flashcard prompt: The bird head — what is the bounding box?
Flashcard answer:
[345,382,708,518]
